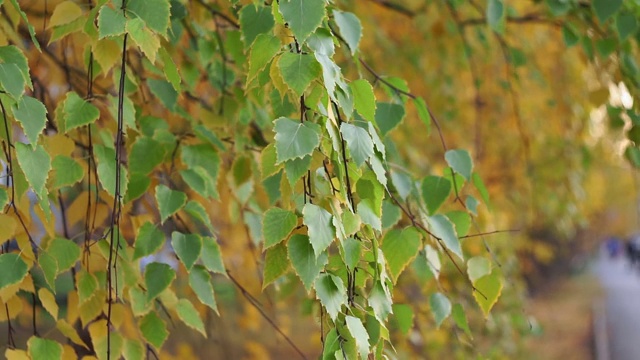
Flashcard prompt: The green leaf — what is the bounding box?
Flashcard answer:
[421,175,451,215]
[94,145,128,198]
[487,0,505,34]
[0,253,28,290]
[351,79,376,122]
[278,52,322,97]
[159,47,181,91]
[47,237,81,274]
[176,299,207,338]
[381,228,421,284]
[263,243,290,289]
[133,222,164,260]
[592,0,622,24]
[0,187,7,211]
[38,251,58,290]
[466,195,479,215]
[392,304,414,335]
[341,123,374,167]
[445,149,473,180]
[446,211,471,237]
[77,271,98,304]
[0,46,31,89]
[139,312,168,350]
[616,13,638,41]
[429,292,451,328]
[452,303,473,338]
[201,236,226,275]
[333,10,362,55]
[147,78,178,111]
[472,172,491,209]
[155,185,187,224]
[144,262,176,301]
[63,92,100,133]
[260,143,281,179]
[248,34,281,84]
[374,102,405,136]
[381,201,401,230]
[339,238,360,274]
[315,273,347,321]
[27,337,63,360]
[239,4,275,48]
[287,234,328,293]
[123,339,145,360]
[279,0,325,43]
[98,5,126,38]
[0,63,25,99]
[180,148,220,200]
[8,0,40,51]
[127,0,171,37]
[414,97,431,134]
[13,96,47,148]
[428,214,463,260]
[263,208,297,249]
[171,232,202,270]
[189,265,218,312]
[303,203,336,258]
[181,202,212,235]
[467,256,491,283]
[357,201,381,232]
[129,136,165,175]
[127,17,161,63]
[562,24,579,47]
[345,315,370,360]
[473,271,503,317]
[273,117,321,163]
[369,280,393,322]
[284,155,312,186]
[51,155,84,189]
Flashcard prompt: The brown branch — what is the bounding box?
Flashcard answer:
[459,13,563,28]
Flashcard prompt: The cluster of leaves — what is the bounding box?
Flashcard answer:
[0,0,507,358]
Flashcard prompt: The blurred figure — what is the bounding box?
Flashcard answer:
[625,235,640,268]
[606,236,622,258]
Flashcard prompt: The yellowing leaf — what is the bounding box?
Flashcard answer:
[0,213,17,242]
[4,349,29,360]
[48,1,83,28]
[56,320,90,350]
[38,288,58,320]
[473,271,503,317]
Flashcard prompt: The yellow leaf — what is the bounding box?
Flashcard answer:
[80,289,106,327]
[66,290,79,324]
[42,134,75,157]
[15,234,36,265]
[57,319,90,349]
[4,349,29,360]
[48,1,83,28]
[18,273,35,293]
[0,213,16,242]
[93,38,121,75]
[0,295,23,321]
[38,287,59,319]
[61,344,78,360]
[33,203,56,238]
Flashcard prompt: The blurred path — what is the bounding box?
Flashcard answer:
[594,250,640,360]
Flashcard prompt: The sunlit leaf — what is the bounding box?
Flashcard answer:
[127,0,171,37]
[47,238,81,274]
[315,273,347,321]
[277,52,321,97]
[381,228,421,284]
[427,214,463,260]
[333,10,362,55]
[473,271,503,317]
[27,337,63,360]
[341,123,374,167]
[62,92,100,133]
[345,315,370,360]
[279,0,325,43]
[263,208,297,249]
[273,117,321,163]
